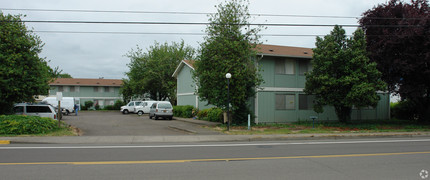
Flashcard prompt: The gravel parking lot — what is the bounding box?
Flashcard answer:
[62,111,221,136]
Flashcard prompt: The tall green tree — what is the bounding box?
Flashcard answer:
[123,41,195,104]
[359,0,430,121]
[57,73,72,78]
[304,25,386,123]
[193,0,263,124]
[0,13,57,114]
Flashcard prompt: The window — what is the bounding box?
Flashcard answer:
[104,87,110,93]
[69,86,79,92]
[298,60,312,75]
[58,86,64,92]
[94,87,100,92]
[106,100,114,105]
[299,94,315,110]
[275,59,295,75]
[13,106,24,113]
[275,94,295,110]
[27,106,52,113]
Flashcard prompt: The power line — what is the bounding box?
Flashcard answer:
[34,30,328,36]
[33,30,427,37]
[21,20,361,27]
[2,8,429,20]
[19,20,425,28]
[1,8,360,19]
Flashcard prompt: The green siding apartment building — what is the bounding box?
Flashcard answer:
[48,78,123,108]
[173,44,390,123]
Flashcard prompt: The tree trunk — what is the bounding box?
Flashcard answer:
[334,105,352,123]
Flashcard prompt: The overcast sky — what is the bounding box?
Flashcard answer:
[1,0,389,79]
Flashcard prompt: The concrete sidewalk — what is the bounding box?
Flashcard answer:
[1,132,430,144]
[1,117,430,144]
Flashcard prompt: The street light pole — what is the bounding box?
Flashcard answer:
[226,73,232,131]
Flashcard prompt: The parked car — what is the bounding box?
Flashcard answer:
[149,102,173,120]
[41,97,78,115]
[13,103,58,120]
[135,101,157,115]
[120,101,144,114]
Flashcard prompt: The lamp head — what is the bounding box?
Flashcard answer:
[226,73,232,79]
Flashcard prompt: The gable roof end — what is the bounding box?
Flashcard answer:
[172,60,195,78]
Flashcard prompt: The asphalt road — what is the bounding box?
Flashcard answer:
[63,111,220,136]
[1,138,429,180]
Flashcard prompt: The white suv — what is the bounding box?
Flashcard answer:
[13,103,58,120]
[149,102,173,120]
[120,101,144,114]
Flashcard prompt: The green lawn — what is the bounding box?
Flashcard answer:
[215,119,430,135]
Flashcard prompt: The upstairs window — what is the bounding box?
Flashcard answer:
[275,59,295,75]
[94,87,101,92]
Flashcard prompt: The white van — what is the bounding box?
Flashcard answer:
[42,97,78,115]
[120,101,144,114]
[14,103,58,120]
[135,101,157,115]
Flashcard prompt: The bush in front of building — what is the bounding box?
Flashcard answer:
[207,108,223,122]
[0,115,59,135]
[198,107,223,122]
[81,101,94,110]
[390,100,430,121]
[173,105,194,118]
[113,100,125,110]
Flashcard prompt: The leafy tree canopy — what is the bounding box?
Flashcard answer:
[57,73,72,78]
[304,25,386,123]
[0,13,57,114]
[193,0,263,124]
[123,41,195,104]
[359,0,430,121]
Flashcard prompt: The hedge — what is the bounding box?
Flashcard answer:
[173,105,195,118]
[198,107,223,122]
[0,115,59,135]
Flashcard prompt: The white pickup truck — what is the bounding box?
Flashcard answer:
[120,101,144,114]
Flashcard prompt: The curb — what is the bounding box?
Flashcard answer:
[174,117,221,126]
[0,140,11,144]
[3,132,430,144]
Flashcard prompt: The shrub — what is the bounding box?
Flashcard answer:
[391,101,417,121]
[103,105,114,110]
[84,101,94,110]
[113,100,125,110]
[207,108,223,122]
[197,108,223,122]
[197,109,210,120]
[95,104,100,110]
[0,115,59,135]
[173,106,182,117]
[173,105,194,118]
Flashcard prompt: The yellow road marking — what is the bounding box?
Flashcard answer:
[0,140,10,144]
[1,151,429,166]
